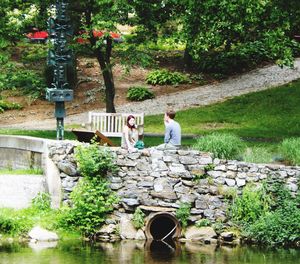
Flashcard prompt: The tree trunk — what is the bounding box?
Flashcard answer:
[95,39,116,113]
[86,8,116,113]
[184,44,194,70]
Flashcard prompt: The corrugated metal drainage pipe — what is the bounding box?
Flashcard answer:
[145,212,181,240]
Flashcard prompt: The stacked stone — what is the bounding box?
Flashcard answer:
[48,142,81,202]
[48,142,299,240]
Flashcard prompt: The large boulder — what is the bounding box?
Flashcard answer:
[28,226,59,241]
[184,226,217,242]
[119,215,137,239]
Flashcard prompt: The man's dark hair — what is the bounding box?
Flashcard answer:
[166,110,176,119]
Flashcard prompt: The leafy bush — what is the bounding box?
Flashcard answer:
[74,143,117,179]
[176,203,191,228]
[195,218,211,228]
[21,44,47,63]
[193,35,298,74]
[193,133,246,159]
[132,208,145,229]
[0,50,46,98]
[279,138,300,165]
[146,69,189,85]
[243,147,273,164]
[230,177,300,246]
[245,180,300,246]
[212,220,225,235]
[0,100,22,113]
[31,192,51,211]
[0,208,32,235]
[115,44,155,69]
[61,141,119,236]
[230,184,269,224]
[246,204,300,246]
[63,177,119,236]
[126,86,155,101]
[0,65,45,98]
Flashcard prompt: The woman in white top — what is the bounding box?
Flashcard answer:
[121,115,138,151]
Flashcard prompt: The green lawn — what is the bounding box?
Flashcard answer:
[0,168,43,175]
[1,79,300,148]
[145,79,300,141]
[0,129,76,140]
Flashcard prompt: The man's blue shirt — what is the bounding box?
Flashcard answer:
[164,120,181,145]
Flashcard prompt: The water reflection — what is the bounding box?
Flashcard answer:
[0,239,299,264]
[147,239,180,263]
[28,241,58,252]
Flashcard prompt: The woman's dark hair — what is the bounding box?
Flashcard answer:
[127,115,136,129]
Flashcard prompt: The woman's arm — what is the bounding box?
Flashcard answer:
[131,127,138,144]
[124,126,134,149]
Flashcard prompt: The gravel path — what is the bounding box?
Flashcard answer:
[7,59,300,129]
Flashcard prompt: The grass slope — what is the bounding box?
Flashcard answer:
[1,79,300,147]
[145,80,300,140]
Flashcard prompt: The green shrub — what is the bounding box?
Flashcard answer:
[132,208,145,229]
[176,203,191,228]
[74,143,117,179]
[0,100,22,113]
[279,138,300,165]
[63,177,119,236]
[21,44,47,63]
[62,141,120,236]
[115,44,155,69]
[126,86,155,101]
[212,220,225,234]
[146,69,189,85]
[193,133,246,159]
[31,192,51,211]
[246,203,300,246]
[195,218,211,228]
[0,208,33,235]
[244,180,300,246]
[0,66,45,98]
[243,147,273,164]
[230,184,269,225]
[230,177,300,246]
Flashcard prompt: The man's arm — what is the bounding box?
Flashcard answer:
[164,124,172,143]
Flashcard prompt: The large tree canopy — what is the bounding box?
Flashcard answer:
[1,0,300,111]
[68,0,129,113]
[183,0,300,72]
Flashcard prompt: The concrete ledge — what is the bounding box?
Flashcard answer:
[0,135,54,153]
[0,135,62,209]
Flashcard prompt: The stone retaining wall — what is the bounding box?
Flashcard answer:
[48,142,299,225]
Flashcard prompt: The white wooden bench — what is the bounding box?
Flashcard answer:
[72,112,144,146]
[87,112,144,137]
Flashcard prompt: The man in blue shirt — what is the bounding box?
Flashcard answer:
[164,110,181,146]
[157,110,181,150]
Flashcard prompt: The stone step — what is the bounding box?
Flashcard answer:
[0,174,46,209]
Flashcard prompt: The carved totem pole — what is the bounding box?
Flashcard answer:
[46,0,73,140]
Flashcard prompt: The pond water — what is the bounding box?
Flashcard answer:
[0,239,299,264]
